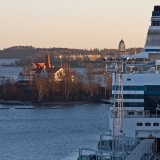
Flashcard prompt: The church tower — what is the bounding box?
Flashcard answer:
[118,39,126,54]
[45,52,51,68]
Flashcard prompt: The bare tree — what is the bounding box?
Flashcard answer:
[62,64,77,101]
[22,65,34,84]
[77,73,85,101]
[83,64,96,98]
[35,76,46,102]
[47,72,56,101]
[94,70,102,94]
[1,77,7,100]
[103,73,112,98]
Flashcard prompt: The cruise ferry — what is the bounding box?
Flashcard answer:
[109,5,160,144]
[78,5,160,160]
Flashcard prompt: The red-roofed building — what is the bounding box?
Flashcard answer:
[32,53,64,80]
[35,67,64,81]
[17,53,64,83]
[31,53,51,69]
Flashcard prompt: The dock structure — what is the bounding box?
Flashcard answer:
[0,100,31,105]
[125,139,156,160]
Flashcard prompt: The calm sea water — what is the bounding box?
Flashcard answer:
[0,103,109,160]
[0,59,21,78]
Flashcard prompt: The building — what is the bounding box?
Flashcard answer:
[118,39,126,54]
[31,53,52,69]
[17,53,64,83]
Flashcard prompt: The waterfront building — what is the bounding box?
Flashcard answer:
[17,53,64,82]
[118,39,126,55]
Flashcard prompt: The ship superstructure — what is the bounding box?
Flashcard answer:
[109,5,160,154]
[78,5,160,160]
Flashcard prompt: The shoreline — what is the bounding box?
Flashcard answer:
[0,100,104,106]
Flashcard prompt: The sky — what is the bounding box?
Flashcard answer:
[0,0,160,50]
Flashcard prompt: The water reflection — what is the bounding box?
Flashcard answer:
[0,103,109,160]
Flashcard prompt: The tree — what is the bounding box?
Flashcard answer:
[1,77,7,100]
[94,70,102,94]
[35,76,46,102]
[103,73,112,98]
[77,74,85,101]
[46,72,56,101]
[83,64,96,99]
[62,64,77,102]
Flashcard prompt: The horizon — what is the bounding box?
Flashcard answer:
[0,45,143,51]
[0,1,160,50]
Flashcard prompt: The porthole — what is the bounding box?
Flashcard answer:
[145,123,151,126]
[153,123,159,126]
[137,123,143,126]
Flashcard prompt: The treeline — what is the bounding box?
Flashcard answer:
[0,65,112,103]
[0,46,142,67]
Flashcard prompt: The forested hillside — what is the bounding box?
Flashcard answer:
[0,46,142,67]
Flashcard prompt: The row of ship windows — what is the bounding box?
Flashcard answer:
[151,21,160,26]
[152,12,160,16]
[119,86,160,91]
[137,122,159,126]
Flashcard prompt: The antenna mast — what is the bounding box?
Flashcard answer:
[112,58,124,159]
[103,54,125,160]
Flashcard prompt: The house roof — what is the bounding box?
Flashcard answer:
[32,63,45,69]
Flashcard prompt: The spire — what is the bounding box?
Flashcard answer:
[45,52,51,68]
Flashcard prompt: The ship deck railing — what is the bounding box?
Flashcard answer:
[110,111,160,118]
[125,139,156,160]
[111,115,160,118]
[124,70,159,74]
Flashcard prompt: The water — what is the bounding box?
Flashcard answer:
[0,59,22,81]
[0,103,109,160]
[0,66,22,77]
[0,59,19,65]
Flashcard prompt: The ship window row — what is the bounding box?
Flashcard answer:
[137,122,159,126]
[146,34,160,46]
[145,86,160,91]
[112,94,143,99]
[124,94,144,99]
[151,21,160,26]
[125,85,144,90]
[127,86,138,89]
[127,102,138,106]
[112,86,144,90]
[144,95,160,99]
[114,102,144,107]
[144,95,160,110]
[112,94,144,99]
[152,11,160,16]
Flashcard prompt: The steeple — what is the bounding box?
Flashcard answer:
[45,52,51,68]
